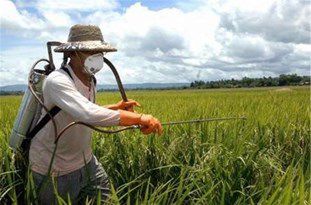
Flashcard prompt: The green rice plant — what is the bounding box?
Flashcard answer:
[0,86,310,204]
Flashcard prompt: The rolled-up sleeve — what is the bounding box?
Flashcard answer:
[44,76,120,127]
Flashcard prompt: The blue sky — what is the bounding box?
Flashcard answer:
[1,0,310,86]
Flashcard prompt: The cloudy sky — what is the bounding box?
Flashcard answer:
[0,0,310,86]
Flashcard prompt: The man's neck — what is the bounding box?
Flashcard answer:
[68,60,91,87]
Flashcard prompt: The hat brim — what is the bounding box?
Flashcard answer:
[54,41,117,52]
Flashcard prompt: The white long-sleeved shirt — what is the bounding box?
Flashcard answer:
[29,65,120,176]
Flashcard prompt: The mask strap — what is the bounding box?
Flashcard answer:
[74,51,83,65]
[74,51,92,77]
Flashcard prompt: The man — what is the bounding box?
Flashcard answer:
[29,24,162,204]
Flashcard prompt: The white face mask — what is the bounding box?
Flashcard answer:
[83,53,104,76]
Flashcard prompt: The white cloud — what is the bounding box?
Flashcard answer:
[0,0,310,86]
[218,0,310,43]
[0,45,49,85]
[41,10,73,28]
[0,0,45,30]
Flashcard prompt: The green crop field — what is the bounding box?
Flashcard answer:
[0,86,310,204]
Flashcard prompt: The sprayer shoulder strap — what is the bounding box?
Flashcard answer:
[61,66,73,80]
[26,67,74,140]
[26,106,62,139]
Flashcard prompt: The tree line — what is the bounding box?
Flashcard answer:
[0,91,24,96]
[1,74,310,95]
[190,74,310,89]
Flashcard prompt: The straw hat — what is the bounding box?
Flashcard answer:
[54,24,117,53]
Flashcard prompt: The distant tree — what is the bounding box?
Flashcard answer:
[190,73,310,89]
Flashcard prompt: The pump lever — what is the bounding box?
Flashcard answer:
[104,57,128,103]
[46,41,62,74]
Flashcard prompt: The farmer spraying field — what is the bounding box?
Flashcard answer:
[9,24,245,204]
[2,0,310,203]
[10,24,163,204]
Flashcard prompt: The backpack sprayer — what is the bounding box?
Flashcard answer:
[9,42,59,151]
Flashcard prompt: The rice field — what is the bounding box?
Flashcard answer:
[0,86,310,204]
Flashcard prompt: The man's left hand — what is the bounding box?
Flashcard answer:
[111,99,141,112]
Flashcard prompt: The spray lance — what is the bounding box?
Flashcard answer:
[56,58,246,142]
[50,44,247,143]
[56,48,246,141]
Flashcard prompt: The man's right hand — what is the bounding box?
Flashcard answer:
[139,114,163,135]
[119,110,163,135]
